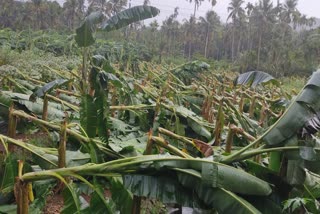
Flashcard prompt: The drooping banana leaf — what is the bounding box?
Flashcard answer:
[75,11,104,47]
[170,104,213,130]
[76,6,159,47]
[0,155,16,204]
[101,6,160,32]
[21,155,272,197]
[61,183,82,214]
[170,60,210,85]
[1,91,65,120]
[234,71,279,88]
[0,204,16,214]
[123,174,194,207]
[110,177,133,214]
[95,72,112,144]
[187,118,212,140]
[160,162,271,196]
[263,70,320,146]
[242,194,283,214]
[80,95,97,138]
[82,184,117,214]
[0,135,57,167]
[109,133,147,154]
[176,170,262,213]
[34,149,90,170]
[303,169,320,198]
[29,79,70,102]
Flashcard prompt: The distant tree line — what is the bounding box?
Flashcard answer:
[0,0,319,76]
[130,0,319,76]
[0,0,128,30]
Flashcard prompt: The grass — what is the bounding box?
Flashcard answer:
[280,76,307,94]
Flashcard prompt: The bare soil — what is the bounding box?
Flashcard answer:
[43,194,64,214]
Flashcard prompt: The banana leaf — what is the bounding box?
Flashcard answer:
[29,79,70,102]
[234,71,279,88]
[76,6,159,47]
[110,177,133,214]
[101,6,160,32]
[304,169,320,198]
[61,183,81,214]
[34,150,90,170]
[263,70,320,146]
[0,205,16,214]
[0,155,16,205]
[1,91,66,120]
[80,95,97,138]
[82,184,116,214]
[177,170,262,213]
[75,11,104,47]
[123,174,194,207]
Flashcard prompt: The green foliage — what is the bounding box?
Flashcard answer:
[75,12,104,47]
[29,79,70,102]
[263,70,320,146]
[171,60,210,85]
[80,95,97,138]
[1,15,320,212]
[283,197,320,213]
[75,6,160,48]
[101,6,160,32]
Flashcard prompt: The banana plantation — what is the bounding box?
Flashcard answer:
[0,2,320,214]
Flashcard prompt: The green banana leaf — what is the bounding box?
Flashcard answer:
[29,79,70,102]
[29,181,55,214]
[82,185,116,214]
[76,6,159,47]
[0,155,16,205]
[21,155,272,196]
[75,11,104,47]
[158,162,271,196]
[171,60,210,85]
[80,95,97,138]
[110,177,133,214]
[1,91,66,120]
[303,169,320,198]
[101,6,160,32]
[34,149,90,170]
[123,174,193,207]
[0,204,16,214]
[177,170,262,213]
[241,195,282,214]
[61,183,81,214]
[0,135,57,167]
[263,70,320,146]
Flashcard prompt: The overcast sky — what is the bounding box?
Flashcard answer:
[54,0,319,24]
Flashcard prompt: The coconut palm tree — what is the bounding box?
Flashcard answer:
[199,10,220,58]
[62,0,85,29]
[227,0,245,62]
[88,0,127,17]
[254,0,275,69]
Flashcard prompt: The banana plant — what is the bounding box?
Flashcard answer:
[14,155,273,213]
[75,5,160,93]
[76,5,160,149]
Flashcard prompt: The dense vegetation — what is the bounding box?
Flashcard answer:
[1,0,320,76]
[0,0,320,213]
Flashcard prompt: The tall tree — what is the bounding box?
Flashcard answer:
[88,0,128,17]
[227,0,245,61]
[254,0,275,69]
[199,10,220,58]
[62,0,85,29]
